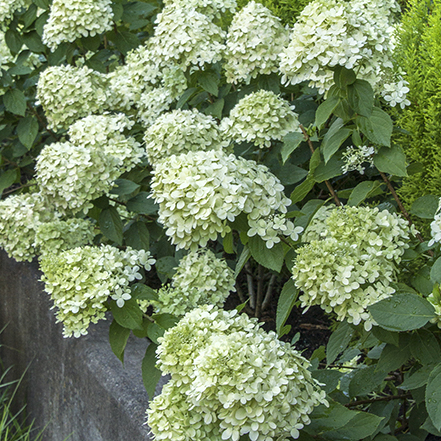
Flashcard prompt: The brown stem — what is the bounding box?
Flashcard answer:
[300,125,342,207]
[262,274,277,311]
[235,281,246,304]
[3,183,32,196]
[345,393,411,408]
[255,265,265,318]
[245,262,256,309]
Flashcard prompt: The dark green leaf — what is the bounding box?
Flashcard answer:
[147,322,165,344]
[23,31,45,52]
[399,364,434,390]
[109,319,131,363]
[131,283,158,302]
[156,256,178,279]
[411,329,441,365]
[347,79,374,118]
[99,206,123,245]
[411,195,439,219]
[313,154,344,182]
[374,144,407,177]
[248,235,284,272]
[290,176,315,204]
[315,96,339,130]
[376,335,411,373]
[0,169,18,196]
[311,369,343,394]
[23,4,38,29]
[325,411,384,440]
[295,199,325,230]
[123,1,156,22]
[152,313,178,330]
[17,116,38,149]
[349,365,386,397]
[368,292,435,332]
[110,178,140,196]
[234,245,251,278]
[276,279,299,336]
[223,230,234,254]
[35,11,49,36]
[126,192,158,215]
[110,29,139,55]
[33,0,50,9]
[432,258,441,284]
[125,221,150,250]
[357,108,393,147]
[281,131,304,164]
[109,299,143,330]
[142,343,161,400]
[276,163,308,185]
[198,72,219,96]
[327,321,354,365]
[5,29,22,54]
[321,118,352,163]
[4,89,26,116]
[111,3,124,21]
[348,181,383,206]
[176,87,198,109]
[372,327,399,347]
[333,66,356,88]
[204,98,224,119]
[426,363,441,431]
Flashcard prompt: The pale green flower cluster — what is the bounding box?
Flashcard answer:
[341,145,375,175]
[224,1,289,84]
[293,206,412,328]
[151,149,291,250]
[40,245,155,338]
[0,192,57,262]
[151,249,235,316]
[163,0,236,19]
[35,219,95,256]
[429,198,441,247]
[43,0,113,51]
[223,90,301,148]
[144,109,227,164]
[381,78,411,109]
[279,0,400,94]
[0,0,28,28]
[37,65,107,130]
[0,31,14,66]
[148,306,327,441]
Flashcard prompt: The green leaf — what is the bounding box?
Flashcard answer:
[248,235,284,272]
[399,364,433,390]
[374,144,407,177]
[109,320,131,363]
[126,192,158,215]
[223,230,234,254]
[16,116,38,149]
[142,343,161,400]
[376,335,412,373]
[348,365,386,397]
[325,412,384,440]
[23,4,38,29]
[0,169,18,196]
[99,206,123,245]
[347,79,374,118]
[5,29,22,54]
[333,66,356,89]
[131,283,158,302]
[156,256,178,279]
[426,363,441,431]
[327,321,354,365]
[152,313,178,330]
[147,322,165,344]
[348,181,383,206]
[123,1,156,23]
[33,0,50,9]
[23,31,45,52]
[290,176,315,204]
[176,87,198,109]
[431,258,441,284]
[311,369,343,394]
[276,163,308,185]
[110,29,139,55]
[314,96,340,130]
[295,199,325,230]
[109,299,143,330]
[204,98,224,119]
[321,118,352,163]
[313,154,344,183]
[234,245,251,278]
[4,89,26,116]
[198,72,219,96]
[411,329,441,365]
[124,221,150,251]
[281,131,305,164]
[357,108,393,147]
[276,279,299,336]
[372,327,399,347]
[411,195,439,219]
[110,179,140,196]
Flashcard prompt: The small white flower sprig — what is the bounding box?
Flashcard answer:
[150,249,235,316]
[151,149,293,250]
[42,0,113,51]
[223,89,302,148]
[224,1,289,85]
[341,145,375,175]
[147,306,328,441]
[293,206,413,329]
[40,245,155,338]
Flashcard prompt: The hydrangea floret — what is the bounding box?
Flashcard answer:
[293,206,413,329]
[35,218,95,256]
[0,192,58,262]
[381,78,411,109]
[222,90,301,148]
[429,198,441,247]
[147,306,327,441]
[162,0,236,19]
[341,145,375,175]
[150,249,235,316]
[40,245,155,338]
[0,0,28,29]
[151,149,292,250]
[144,109,227,165]
[224,1,289,84]
[42,0,113,51]
[36,65,107,130]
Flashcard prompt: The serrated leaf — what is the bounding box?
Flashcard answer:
[369,292,435,332]
[131,283,158,302]
[17,116,38,149]
[198,72,219,96]
[348,365,386,397]
[374,144,407,177]
[357,108,393,147]
[110,29,139,55]
[109,319,131,363]
[281,131,304,164]
[327,321,354,365]
[276,279,299,336]
[333,66,356,89]
[110,178,140,196]
[109,299,143,330]
[348,180,382,206]
[426,363,441,431]
[313,154,344,182]
[315,96,339,130]
[4,89,26,116]
[124,221,150,251]
[347,79,374,118]
[411,329,441,365]
[411,195,439,219]
[99,206,123,245]
[321,118,351,163]
[248,235,284,272]
[290,176,315,204]
[142,343,161,400]
[376,335,411,373]
[126,192,158,215]
[399,364,434,390]
[371,327,399,347]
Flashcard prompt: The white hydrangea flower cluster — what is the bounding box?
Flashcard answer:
[0,31,14,66]
[223,90,301,148]
[381,79,411,109]
[40,245,155,338]
[279,0,400,94]
[67,113,144,171]
[341,145,375,175]
[149,6,225,70]
[148,306,327,441]
[429,198,441,247]
[151,149,292,250]
[0,192,58,262]
[35,218,95,256]
[42,0,113,51]
[293,206,413,329]
[144,109,227,165]
[224,1,289,84]
[151,249,235,316]
[37,65,107,130]
[162,0,236,19]
[0,0,28,29]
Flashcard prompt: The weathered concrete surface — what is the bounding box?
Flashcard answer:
[0,250,164,441]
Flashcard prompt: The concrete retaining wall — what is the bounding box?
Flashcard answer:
[0,250,164,441]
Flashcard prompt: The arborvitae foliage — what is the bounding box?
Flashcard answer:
[395,0,441,211]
